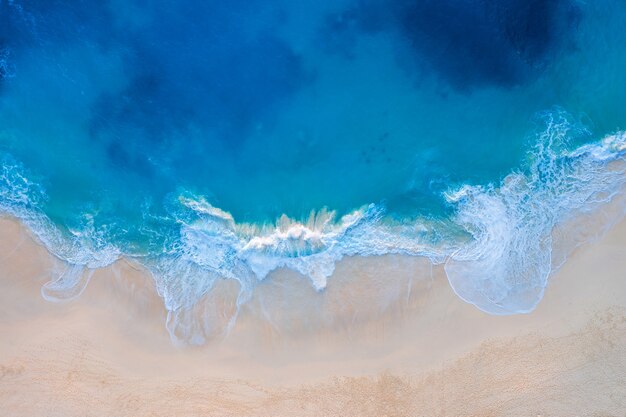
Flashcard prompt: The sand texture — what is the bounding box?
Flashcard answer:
[0,217,625,417]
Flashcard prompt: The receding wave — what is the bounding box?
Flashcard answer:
[1,110,625,344]
[445,111,626,314]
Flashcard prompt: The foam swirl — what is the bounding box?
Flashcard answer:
[0,110,625,343]
[445,112,626,314]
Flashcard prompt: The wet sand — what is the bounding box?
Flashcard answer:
[0,216,625,416]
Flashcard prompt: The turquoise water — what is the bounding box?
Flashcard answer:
[1,0,626,342]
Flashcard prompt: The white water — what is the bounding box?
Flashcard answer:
[1,112,625,343]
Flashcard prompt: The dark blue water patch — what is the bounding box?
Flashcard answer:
[0,1,33,49]
[1,0,117,50]
[90,33,307,145]
[3,0,311,153]
[87,0,310,170]
[322,0,580,90]
[398,0,524,88]
[0,0,34,81]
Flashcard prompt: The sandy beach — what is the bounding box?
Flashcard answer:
[2,1,626,415]
[0,214,625,417]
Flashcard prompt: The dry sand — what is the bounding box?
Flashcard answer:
[0,215,625,417]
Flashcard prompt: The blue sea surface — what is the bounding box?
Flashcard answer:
[1,0,625,342]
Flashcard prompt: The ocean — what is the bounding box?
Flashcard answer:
[1,0,625,343]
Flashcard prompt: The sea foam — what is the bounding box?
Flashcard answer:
[445,111,626,314]
[1,111,625,343]
[0,154,121,301]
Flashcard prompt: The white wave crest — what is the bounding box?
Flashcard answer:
[445,112,626,314]
[1,110,625,343]
[0,155,120,301]
[150,198,448,342]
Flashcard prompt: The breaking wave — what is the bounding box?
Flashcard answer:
[1,110,625,343]
[445,111,626,314]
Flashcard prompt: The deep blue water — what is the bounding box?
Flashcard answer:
[1,0,626,342]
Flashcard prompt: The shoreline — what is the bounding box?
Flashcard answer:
[1,215,625,415]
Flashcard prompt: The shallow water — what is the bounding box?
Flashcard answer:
[1,0,625,342]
